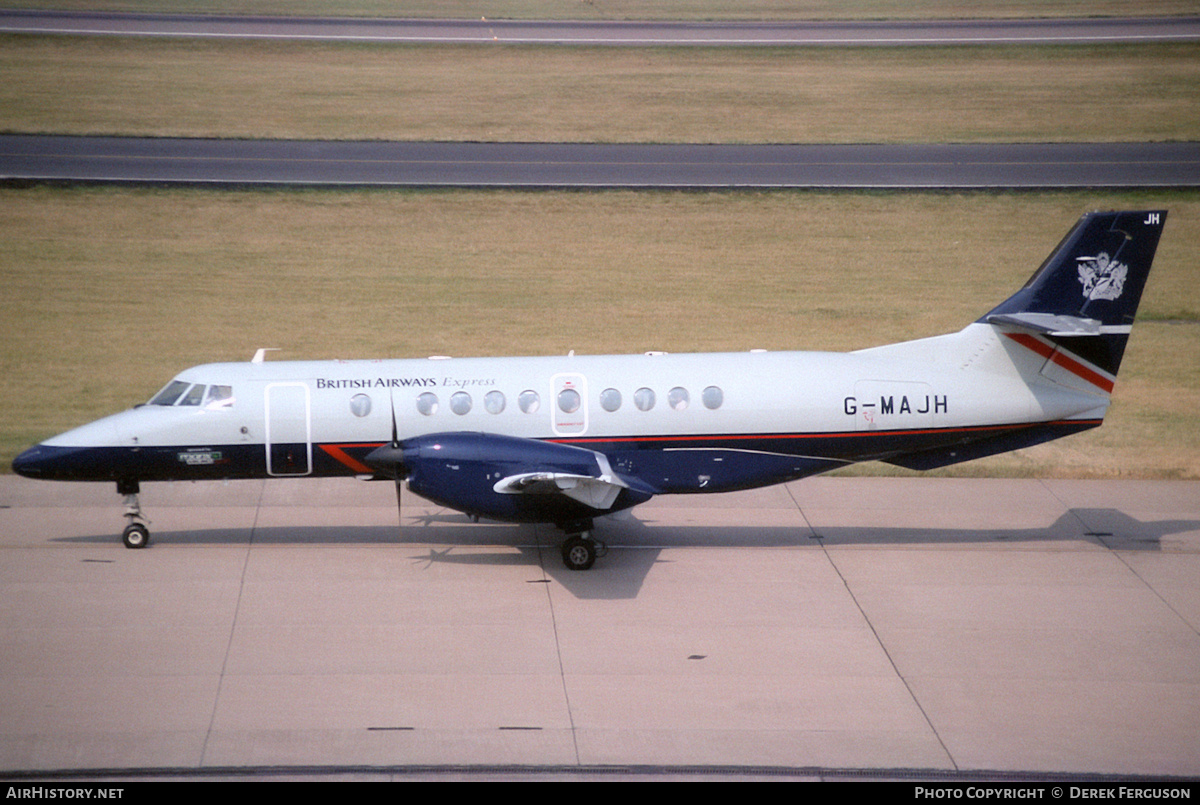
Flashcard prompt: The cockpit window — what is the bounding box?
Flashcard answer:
[204,385,234,409]
[148,381,234,409]
[179,384,206,406]
[149,380,191,406]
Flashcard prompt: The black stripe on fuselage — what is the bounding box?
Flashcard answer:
[13,419,1100,484]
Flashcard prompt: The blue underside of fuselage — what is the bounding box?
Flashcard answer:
[12,419,1101,492]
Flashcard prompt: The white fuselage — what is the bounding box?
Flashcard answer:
[41,323,1108,481]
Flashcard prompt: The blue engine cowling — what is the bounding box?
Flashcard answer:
[367,432,651,526]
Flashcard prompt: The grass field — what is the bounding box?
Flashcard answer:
[4,36,1198,143]
[2,187,1197,479]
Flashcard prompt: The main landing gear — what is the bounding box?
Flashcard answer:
[118,478,150,549]
[559,520,606,571]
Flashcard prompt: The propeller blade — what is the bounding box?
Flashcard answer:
[364,391,406,478]
[390,391,399,447]
[394,479,403,534]
[391,390,401,532]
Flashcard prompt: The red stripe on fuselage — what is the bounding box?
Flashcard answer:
[317,443,381,474]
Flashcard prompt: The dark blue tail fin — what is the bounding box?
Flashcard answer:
[982,210,1166,377]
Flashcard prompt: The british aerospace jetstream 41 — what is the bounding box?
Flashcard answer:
[13,211,1166,569]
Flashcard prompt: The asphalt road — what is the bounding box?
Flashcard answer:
[3,136,1197,188]
[3,10,1199,46]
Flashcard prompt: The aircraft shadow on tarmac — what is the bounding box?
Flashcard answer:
[57,508,1198,551]
[57,507,1197,591]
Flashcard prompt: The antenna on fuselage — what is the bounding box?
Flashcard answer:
[251,348,281,364]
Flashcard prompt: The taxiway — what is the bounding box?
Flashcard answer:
[1,475,1197,778]
[4,137,1197,188]
[3,11,1198,47]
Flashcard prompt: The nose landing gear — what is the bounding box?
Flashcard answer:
[118,478,150,549]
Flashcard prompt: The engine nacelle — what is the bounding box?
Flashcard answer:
[397,432,651,526]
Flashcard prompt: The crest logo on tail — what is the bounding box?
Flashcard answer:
[1077,253,1127,302]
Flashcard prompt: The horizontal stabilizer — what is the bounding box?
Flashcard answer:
[985,312,1105,336]
[493,472,627,510]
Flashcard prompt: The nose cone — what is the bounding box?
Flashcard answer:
[12,442,119,482]
[12,414,127,482]
[13,444,54,479]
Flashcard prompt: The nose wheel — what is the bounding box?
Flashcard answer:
[118,480,150,549]
[122,522,150,549]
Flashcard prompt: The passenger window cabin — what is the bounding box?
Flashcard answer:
[404,384,721,417]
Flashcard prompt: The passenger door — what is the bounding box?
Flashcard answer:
[265,383,312,476]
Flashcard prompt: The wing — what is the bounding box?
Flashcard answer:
[493,471,628,510]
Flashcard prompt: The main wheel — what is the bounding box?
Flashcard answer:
[122,523,150,549]
[561,536,596,571]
